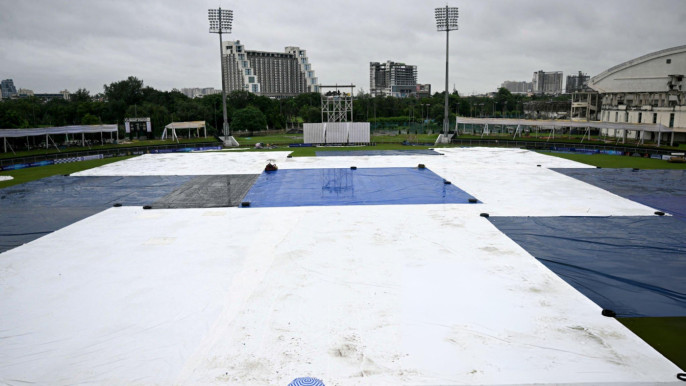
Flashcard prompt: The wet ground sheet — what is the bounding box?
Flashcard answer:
[489,216,686,318]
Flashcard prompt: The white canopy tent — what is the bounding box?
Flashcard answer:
[161,121,207,143]
[0,125,118,153]
[456,117,674,146]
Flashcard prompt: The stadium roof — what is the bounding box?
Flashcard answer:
[0,124,118,138]
[456,117,671,133]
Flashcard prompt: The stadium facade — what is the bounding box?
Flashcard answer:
[222,41,318,98]
[589,45,686,142]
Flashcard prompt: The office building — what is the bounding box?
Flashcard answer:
[222,41,318,98]
[532,71,563,95]
[416,84,432,98]
[370,61,418,98]
[1,79,17,99]
[501,81,532,94]
[566,71,590,94]
[180,87,221,98]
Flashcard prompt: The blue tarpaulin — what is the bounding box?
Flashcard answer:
[489,216,686,318]
[316,150,442,157]
[553,168,686,221]
[0,175,193,253]
[242,167,478,208]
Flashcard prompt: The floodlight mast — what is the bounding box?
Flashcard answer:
[435,6,458,137]
[208,7,233,140]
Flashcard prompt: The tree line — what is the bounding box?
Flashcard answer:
[0,76,571,137]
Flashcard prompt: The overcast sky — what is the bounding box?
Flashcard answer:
[1,0,685,96]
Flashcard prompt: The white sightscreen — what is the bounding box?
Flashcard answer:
[325,122,348,143]
[303,123,325,144]
[348,123,370,143]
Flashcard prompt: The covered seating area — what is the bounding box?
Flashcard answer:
[455,117,675,146]
[1,125,118,154]
[161,121,207,143]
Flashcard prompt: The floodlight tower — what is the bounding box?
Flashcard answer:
[208,7,238,146]
[435,5,458,138]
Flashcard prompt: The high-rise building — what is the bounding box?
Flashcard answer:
[180,87,221,98]
[532,70,563,95]
[416,84,432,98]
[370,61,418,98]
[566,71,590,94]
[1,79,18,99]
[222,41,318,98]
[501,80,532,94]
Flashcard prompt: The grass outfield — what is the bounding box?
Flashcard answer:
[619,317,686,370]
[0,155,137,188]
[0,137,218,160]
[541,151,686,169]
[234,133,439,145]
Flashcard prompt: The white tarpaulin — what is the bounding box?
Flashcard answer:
[3,148,683,384]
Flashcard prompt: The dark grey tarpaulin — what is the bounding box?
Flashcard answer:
[152,175,259,209]
[489,216,686,318]
[0,175,193,253]
[553,168,686,221]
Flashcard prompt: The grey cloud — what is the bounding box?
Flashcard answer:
[0,0,684,95]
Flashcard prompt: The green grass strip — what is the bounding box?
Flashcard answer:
[0,155,137,188]
[619,317,686,370]
[0,137,218,160]
[541,152,686,169]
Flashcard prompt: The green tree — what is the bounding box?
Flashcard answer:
[81,113,101,125]
[71,88,91,103]
[231,106,267,132]
[299,106,320,123]
[104,76,144,106]
[0,109,29,128]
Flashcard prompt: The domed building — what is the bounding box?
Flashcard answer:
[589,45,686,144]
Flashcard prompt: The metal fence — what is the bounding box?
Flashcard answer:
[0,142,221,169]
[448,138,675,156]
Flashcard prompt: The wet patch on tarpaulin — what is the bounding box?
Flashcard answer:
[152,175,259,208]
[241,167,478,208]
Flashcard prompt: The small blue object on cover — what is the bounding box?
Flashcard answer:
[241,167,479,208]
[288,377,325,386]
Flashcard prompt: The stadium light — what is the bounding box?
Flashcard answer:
[435,6,458,138]
[208,7,234,143]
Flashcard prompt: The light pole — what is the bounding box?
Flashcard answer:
[435,5,458,139]
[208,8,236,146]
